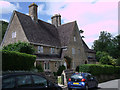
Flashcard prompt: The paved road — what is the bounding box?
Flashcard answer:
[61,79,120,90]
[98,79,120,90]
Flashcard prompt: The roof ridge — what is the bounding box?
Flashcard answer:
[59,21,76,27]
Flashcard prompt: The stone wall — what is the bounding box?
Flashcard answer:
[96,74,119,83]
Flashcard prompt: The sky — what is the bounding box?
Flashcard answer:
[0,0,119,49]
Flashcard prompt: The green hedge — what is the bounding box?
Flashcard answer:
[2,50,36,71]
[79,64,120,76]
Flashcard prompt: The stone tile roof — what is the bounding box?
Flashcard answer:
[82,39,96,53]
[15,11,90,51]
[57,21,75,46]
[15,11,61,47]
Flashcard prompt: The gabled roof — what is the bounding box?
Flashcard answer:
[82,39,95,53]
[15,11,61,47]
[57,21,75,46]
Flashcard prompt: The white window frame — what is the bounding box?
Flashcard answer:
[38,46,43,53]
[12,31,16,38]
[44,62,49,71]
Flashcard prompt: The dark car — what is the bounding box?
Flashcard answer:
[68,73,98,90]
[2,72,62,90]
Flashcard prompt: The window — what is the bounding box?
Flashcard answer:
[12,31,16,38]
[16,75,32,87]
[55,62,57,67]
[74,36,76,41]
[38,46,43,53]
[2,77,15,88]
[32,75,47,87]
[72,48,75,54]
[50,48,55,54]
[44,62,49,70]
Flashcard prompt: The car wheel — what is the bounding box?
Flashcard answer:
[85,85,89,90]
[95,83,98,89]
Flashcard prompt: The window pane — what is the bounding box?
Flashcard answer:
[48,62,49,70]
[16,75,32,87]
[50,48,52,54]
[38,46,40,53]
[32,75,47,87]
[72,48,75,54]
[2,77,15,88]
[41,46,43,53]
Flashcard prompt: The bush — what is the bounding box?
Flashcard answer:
[3,41,35,54]
[116,58,120,66]
[79,64,120,76]
[36,64,43,72]
[57,65,65,76]
[2,50,36,71]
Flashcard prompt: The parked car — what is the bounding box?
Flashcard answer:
[2,72,62,90]
[68,73,98,90]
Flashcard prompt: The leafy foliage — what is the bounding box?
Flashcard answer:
[79,64,120,76]
[36,63,43,72]
[2,50,36,71]
[3,41,35,54]
[57,65,66,76]
[0,21,9,43]
[92,31,112,52]
[93,31,120,66]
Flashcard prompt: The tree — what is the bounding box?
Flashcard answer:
[3,41,35,54]
[92,31,112,52]
[0,21,9,43]
[79,29,85,38]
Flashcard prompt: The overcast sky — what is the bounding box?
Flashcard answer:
[0,0,119,49]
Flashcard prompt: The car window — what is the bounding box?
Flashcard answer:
[16,75,32,87]
[32,75,47,87]
[2,76,15,88]
[71,74,83,79]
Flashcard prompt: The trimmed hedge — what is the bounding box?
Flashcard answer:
[2,50,36,71]
[79,64,120,76]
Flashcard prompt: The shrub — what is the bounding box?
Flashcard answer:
[36,64,43,72]
[3,41,35,54]
[116,58,120,66]
[2,50,36,71]
[79,64,120,76]
[57,65,65,76]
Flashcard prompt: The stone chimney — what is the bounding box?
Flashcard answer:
[29,3,38,22]
[51,14,61,27]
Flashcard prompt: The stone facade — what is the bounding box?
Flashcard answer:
[62,23,88,69]
[2,12,29,46]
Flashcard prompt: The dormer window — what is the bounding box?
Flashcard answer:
[74,36,76,42]
[12,31,16,38]
[38,46,43,53]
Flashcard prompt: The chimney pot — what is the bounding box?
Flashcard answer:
[51,14,61,27]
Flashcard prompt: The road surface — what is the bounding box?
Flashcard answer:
[98,79,120,90]
[61,79,120,90]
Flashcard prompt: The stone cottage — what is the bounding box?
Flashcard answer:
[1,3,96,72]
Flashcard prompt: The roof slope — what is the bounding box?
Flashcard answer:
[57,21,75,46]
[15,11,61,47]
[82,39,95,53]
